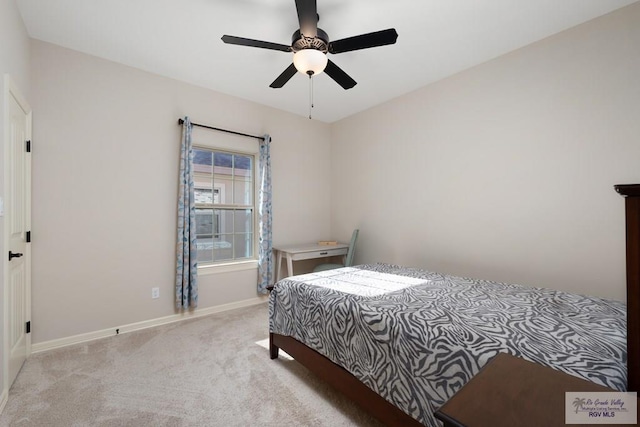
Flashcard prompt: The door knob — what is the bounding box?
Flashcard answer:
[8,251,23,261]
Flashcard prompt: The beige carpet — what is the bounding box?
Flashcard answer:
[0,303,383,426]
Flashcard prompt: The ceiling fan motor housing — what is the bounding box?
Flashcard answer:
[292,28,329,53]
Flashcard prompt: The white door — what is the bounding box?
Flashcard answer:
[4,75,31,389]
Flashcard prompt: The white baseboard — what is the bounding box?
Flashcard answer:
[0,388,7,415]
[31,296,268,354]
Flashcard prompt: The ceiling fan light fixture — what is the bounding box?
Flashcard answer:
[293,49,328,76]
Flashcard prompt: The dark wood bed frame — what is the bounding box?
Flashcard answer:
[616,184,640,393]
[269,183,639,425]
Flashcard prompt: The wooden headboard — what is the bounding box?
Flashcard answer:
[614,184,640,392]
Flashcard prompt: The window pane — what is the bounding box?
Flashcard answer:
[214,153,234,204]
[234,209,252,233]
[197,241,213,263]
[213,152,233,172]
[213,235,233,261]
[218,182,232,204]
[195,209,214,263]
[234,177,252,205]
[234,155,252,175]
[214,153,233,177]
[196,209,213,236]
[193,149,212,174]
[234,155,252,205]
[234,233,252,258]
[194,177,213,204]
[216,209,234,234]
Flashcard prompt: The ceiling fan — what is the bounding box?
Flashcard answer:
[221,0,398,90]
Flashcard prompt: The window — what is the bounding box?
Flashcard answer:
[193,147,255,265]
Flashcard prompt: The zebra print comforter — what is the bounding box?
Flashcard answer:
[268,263,627,427]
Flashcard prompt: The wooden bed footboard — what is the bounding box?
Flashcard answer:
[615,184,640,392]
[269,333,423,427]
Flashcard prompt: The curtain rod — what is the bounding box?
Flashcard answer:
[178,118,264,141]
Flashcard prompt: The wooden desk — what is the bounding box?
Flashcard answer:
[434,353,637,427]
[274,243,349,281]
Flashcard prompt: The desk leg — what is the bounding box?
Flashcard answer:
[276,250,283,282]
[286,254,294,278]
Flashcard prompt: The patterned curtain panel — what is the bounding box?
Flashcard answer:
[258,134,273,294]
[176,117,198,309]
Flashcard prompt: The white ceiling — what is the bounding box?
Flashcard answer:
[16,0,638,123]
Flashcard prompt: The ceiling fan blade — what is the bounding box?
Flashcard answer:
[328,28,398,54]
[324,60,356,90]
[270,63,298,88]
[221,35,291,52]
[295,0,317,38]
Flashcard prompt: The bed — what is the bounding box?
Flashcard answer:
[268,184,639,427]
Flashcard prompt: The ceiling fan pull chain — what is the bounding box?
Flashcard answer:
[308,73,313,119]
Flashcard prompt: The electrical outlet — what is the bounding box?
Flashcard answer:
[152,287,159,299]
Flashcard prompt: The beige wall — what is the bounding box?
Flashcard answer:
[0,0,30,95]
[1,0,30,400]
[330,3,640,301]
[30,40,332,344]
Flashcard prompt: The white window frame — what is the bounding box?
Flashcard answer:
[192,133,259,275]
